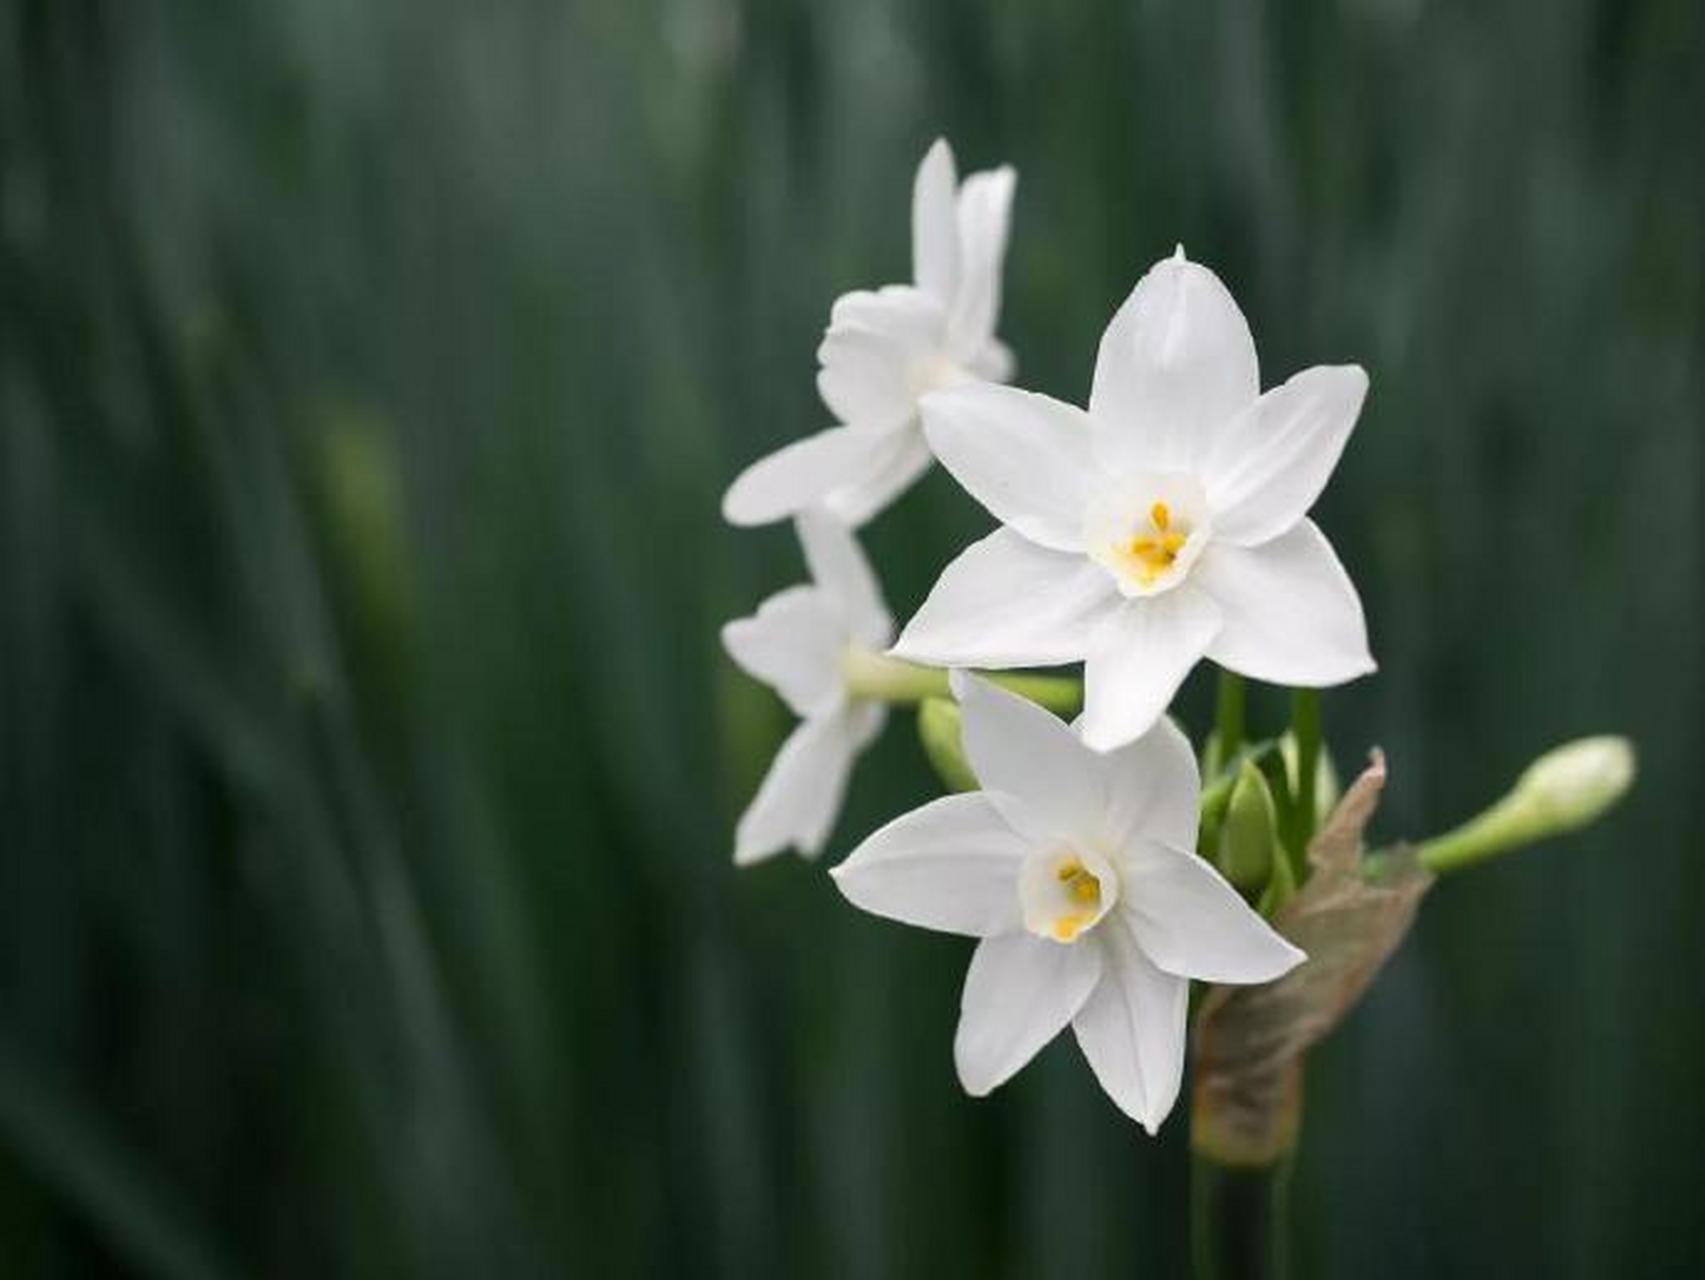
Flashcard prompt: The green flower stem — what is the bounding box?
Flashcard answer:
[839,649,950,702]
[1190,1147,1295,1280]
[1284,689,1321,861]
[1215,672,1247,760]
[989,672,1085,716]
[1411,812,1516,876]
[839,650,1081,716]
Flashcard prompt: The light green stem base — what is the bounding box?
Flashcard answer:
[840,650,1081,716]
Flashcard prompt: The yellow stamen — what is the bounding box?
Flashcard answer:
[1055,859,1103,907]
[1116,500,1191,585]
[1122,536,1179,582]
[1052,915,1089,942]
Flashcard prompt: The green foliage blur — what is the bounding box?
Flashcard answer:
[2,0,1701,1275]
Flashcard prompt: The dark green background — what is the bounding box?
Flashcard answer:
[2,1,1700,1276]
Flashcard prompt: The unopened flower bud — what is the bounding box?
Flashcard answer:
[1417,736,1635,875]
[1218,760,1281,898]
[1512,737,1635,832]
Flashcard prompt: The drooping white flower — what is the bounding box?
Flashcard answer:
[831,673,1302,1132]
[893,248,1376,751]
[723,138,1016,529]
[722,513,893,865]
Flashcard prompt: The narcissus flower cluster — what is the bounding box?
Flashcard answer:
[719,137,1377,1132]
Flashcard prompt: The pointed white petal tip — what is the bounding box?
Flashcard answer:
[883,630,956,668]
[1278,654,1379,687]
[736,825,832,869]
[1077,720,1130,755]
[954,1055,997,1099]
[717,618,742,663]
[884,638,920,663]
[722,471,792,528]
[733,839,783,868]
[1172,242,1187,262]
[720,480,771,528]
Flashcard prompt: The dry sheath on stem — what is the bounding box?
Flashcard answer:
[1192,752,1432,1166]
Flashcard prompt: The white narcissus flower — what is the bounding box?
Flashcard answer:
[723,138,1016,529]
[832,674,1303,1132]
[894,248,1376,751]
[722,514,893,865]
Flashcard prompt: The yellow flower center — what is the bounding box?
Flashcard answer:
[1048,857,1104,942]
[1119,501,1191,586]
[1020,844,1120,944]
[1084,474,1210,598]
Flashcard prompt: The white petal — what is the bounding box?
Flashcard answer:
[945,165,1016,359]
[1203,365,1368,547]
[734,708,870,865]
[1080,589,1222,752]
[821,430,933,529]
[965,337,1015,383]
[796,511,892,648]
[1195,520,1375,687]
[1088,251,1259,476]
[912,139,959,303]
[1092,714,1202,852]
[817,291,943,431]
[953,673,1101,845]
[1118,839,1305,982]
[723,424,897,527]
[955,931,1102,1096]
[831,792,1027,937]
[892,529,1119,669]
[826,284,947,351]
[847,698,886,754]
[721,586,843,717]
[921,384,1099,552]
[1071,913,1189,1133]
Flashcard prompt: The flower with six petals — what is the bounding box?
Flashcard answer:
[722,514,893,864]
[893,248,1375,750]
[723,138,1016,528]
[832,673,1304,1131]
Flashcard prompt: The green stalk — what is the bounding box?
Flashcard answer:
[990,671,1084,716]
[839,649,950,702]
[839,650,1081,716]
[1215,672,1246,760]
[1285,690,1321,864]
[1190,1148,1295,1280]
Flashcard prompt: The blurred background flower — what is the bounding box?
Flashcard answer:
[0,1,1700,1276]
